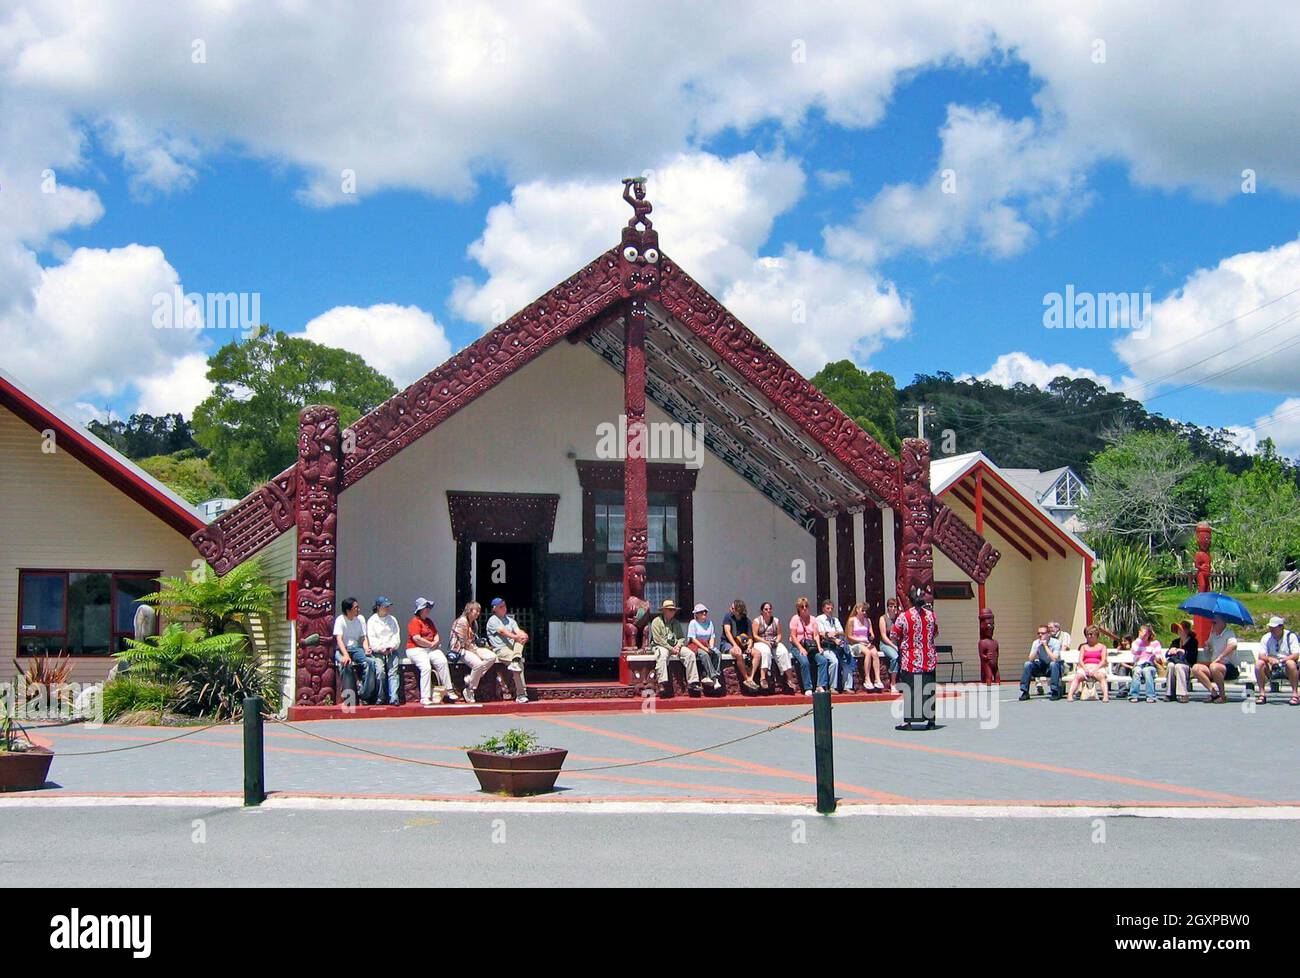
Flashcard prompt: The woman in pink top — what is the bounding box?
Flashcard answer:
[1066,625,1110,701]
[1128,623,1162,702]
[847,602,884,690]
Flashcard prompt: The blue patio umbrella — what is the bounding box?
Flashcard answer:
[1178,591,1254,626]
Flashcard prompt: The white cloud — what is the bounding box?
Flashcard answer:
[4,245,208,414]
[721,247,910,374]
[826,104,1090,261]
[133,352,213,417]
[1251,399,1300,458]
[451,150,910,374]
[974,351,1118,391]
[299,303,452,387]
[1113,236,1300,396]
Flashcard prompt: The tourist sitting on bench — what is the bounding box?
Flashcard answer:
[1192,615,1238,703]
[789,596,837,695]
[485,598,530,704]
[1256,615,1300,706]
[334,597,378,704]
[722,600,759,693]
[848,602,884,691]
[1018,624,1062,701]
[1128,623,1161,703]
[1166,620,1198,703]
[687,603,722,691]
[877,597,901,681]
[1066,626,1109,702]
[751,601,795,691]
[816,598,855,693]
[649,599,690,695]
[367,596,404,705]
[450,601,497,705]
[407,597,457,706]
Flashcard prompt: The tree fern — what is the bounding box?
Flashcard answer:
[139,558,278,636]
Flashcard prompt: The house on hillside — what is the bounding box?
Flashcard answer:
[1001,466,1089,534]
[194,183,1003,711]
[0,369,207,686]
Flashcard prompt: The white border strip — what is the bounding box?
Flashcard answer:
[2,796,1299,819]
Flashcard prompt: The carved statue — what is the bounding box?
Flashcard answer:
[978,608,1000,685]
[1194,520,1213,644]
[622,176,654,230]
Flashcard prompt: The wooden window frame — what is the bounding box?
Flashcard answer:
[16,569,161,657]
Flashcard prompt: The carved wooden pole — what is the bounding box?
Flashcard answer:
[617,179,660,681]
[623,301,649,647]
[896,438,935,602]
[294,405,341,706]
[1194,520,1213,645]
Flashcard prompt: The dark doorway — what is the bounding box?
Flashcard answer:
[475,541,545,663]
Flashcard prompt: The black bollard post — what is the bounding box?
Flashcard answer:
[243,696,265,807]
[812,690,836,814]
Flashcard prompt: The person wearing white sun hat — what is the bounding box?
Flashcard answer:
[686,602,721,692]
[1256,615,1300,706]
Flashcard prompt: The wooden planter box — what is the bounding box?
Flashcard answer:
[466,748,567,797]
[0,748,54,792]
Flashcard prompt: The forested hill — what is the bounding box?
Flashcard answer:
[896,372,1252,474]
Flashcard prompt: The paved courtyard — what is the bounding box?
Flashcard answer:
[12,688,1300,807]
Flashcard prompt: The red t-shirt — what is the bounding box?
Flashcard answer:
[407,615,438,650]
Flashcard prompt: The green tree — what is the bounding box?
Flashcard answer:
[137,452,226,504]
[1215,440,1300,589]
[192,330,397,494]
[1078,429,1197,554]
[812,360,900,452]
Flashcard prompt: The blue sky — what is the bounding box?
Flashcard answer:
[5,3,1300,457]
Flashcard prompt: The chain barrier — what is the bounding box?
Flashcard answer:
[265,708,815,775]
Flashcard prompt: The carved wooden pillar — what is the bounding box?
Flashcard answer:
[814,516,830,604]
[294,405,341,706]
[621,302,649,676]
[863,507,886,626]
[616,177,659,681]
[896,438,934,602]
[836,511,856,615]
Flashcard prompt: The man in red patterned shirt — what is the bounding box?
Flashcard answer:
[891,586,939,729]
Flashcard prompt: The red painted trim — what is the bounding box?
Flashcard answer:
[978,477,1068,558]
[974,471,986,610]
[194,222,1000,583]
[972,462,1087,559]
[949,485,1034,560]
[0,377,204,538]
[1085,556,1094,626]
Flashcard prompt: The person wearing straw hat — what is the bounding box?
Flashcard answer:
[1255,615,1300,706]
[648,598,691,695]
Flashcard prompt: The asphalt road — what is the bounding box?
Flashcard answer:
[2,805,1296,887]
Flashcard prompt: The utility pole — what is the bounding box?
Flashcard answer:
[904,404,934,441]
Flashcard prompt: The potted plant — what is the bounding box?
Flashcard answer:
[0,702,54,792]
[466,728,567,797]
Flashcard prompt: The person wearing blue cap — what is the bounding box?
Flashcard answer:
[485,597,529,703]
[366,596,403,705]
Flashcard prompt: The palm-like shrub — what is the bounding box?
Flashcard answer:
[140,558,278,637]
[120,623,283,720]
[1092,546,1166,639]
